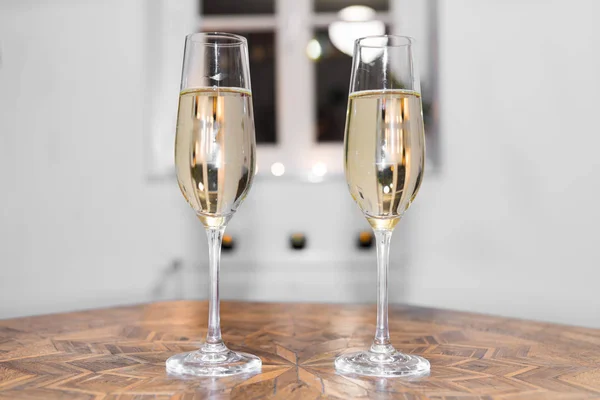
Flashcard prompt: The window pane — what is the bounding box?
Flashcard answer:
[247,32,277,143]
[202,0,274,15]
[244,31,277,144]
[314,0,388,13]
[313,29,352,142]
[200,31,277,143]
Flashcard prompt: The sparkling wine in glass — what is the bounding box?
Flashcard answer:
[335,35,430,377]
[166,32,260,377]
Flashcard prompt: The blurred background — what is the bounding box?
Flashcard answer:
[1,0,599,328]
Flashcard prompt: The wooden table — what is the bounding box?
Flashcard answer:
[0,301,599,399]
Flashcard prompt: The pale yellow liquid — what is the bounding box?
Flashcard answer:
[175,88,256,228]
[344,90,425,230]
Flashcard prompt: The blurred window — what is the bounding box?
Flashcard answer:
[202,0,274,16]
[244,32,277,144]
[200,2,277,144]
[314,0,388,13]
[312,3,390,142]
[200,0,395,173]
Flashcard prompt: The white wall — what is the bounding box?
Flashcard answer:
[216,178,413,305]
[403,0,600,327]
[2,0,600,329]
[0,0,385,319]
[0,0,203,318]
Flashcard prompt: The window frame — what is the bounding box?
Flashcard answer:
[145,0,437,179]
[201,0,393,179]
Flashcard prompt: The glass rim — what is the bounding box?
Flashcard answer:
[185,32,248,47]
[355,34,415,48]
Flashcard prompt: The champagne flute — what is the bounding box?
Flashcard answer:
[166,32,260,376]
[335,35,430,377]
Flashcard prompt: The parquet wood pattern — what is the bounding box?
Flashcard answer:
[1,301,599,399]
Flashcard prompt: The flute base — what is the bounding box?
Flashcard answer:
[166,344,261,377]
[335,347,430,377]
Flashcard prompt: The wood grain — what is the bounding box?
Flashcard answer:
[1,301,599,399]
